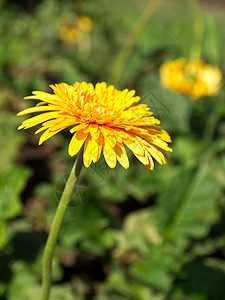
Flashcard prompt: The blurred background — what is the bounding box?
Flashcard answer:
[0,0,225,299]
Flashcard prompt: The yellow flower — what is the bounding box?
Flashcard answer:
[59,25,82,44]
[17,82,172,170]
[77,15,93,33]
[59,15,92,45]
[160,58,222,99]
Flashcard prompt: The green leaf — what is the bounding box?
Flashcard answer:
[131,245,173,292]
[0,112,25,172]
[8,264,41,300]
[59,194,115,255]
[8,263,74,300]
[157,159,222,245]
[139,77,192,135]
[113,209,162,260]
[0,221,6,248]
[96,264,163,300]
[0,166,30,220]
[170,258,225,300]
[203,14,221,64]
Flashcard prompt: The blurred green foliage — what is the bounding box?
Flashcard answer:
[0,0,225,299]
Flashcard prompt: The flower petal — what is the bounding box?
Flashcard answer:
[39,127,63,145]
[18,112,58,130]
[115,143,129,169]
[103,140,117,168]
[68,130,88,156]
[17,105,59,116]
[83,134,93,167]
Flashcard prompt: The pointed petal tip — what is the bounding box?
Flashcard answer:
[83,160,92,168]
[17,124,25,130]
[68,148,76,157]
[24,96,33,100]
[108,164,116,169]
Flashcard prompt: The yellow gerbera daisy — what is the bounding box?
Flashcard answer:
[77,15,93,33]
[160,58,222,99]
[17,82,172,170]
[59,25,83,44]
[59,15,92,45]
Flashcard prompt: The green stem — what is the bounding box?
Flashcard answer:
[189,0,204,61]
[163,91,224,245]
[163,161,207,245]
[202,96,225,148]
[108,0,164,86]
[41,150,83,300]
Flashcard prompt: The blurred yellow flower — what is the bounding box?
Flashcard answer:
[17,82,172,170]
[59,25,83,44]
[160,58,222,99]
[77,15,93,33]
[59,15,93,45]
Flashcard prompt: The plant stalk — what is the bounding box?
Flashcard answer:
[41,150,83,300]
[108,0,164,86]
[202,95,225,148]
[189,0,204,61]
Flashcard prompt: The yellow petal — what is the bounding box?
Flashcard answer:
[24,92,60,105]
[49,120,73,132]
[18,112,58,130]
[95,133,103,162]
[70,123,88,133]
[83,123,99,135]
[83,134,93,167]
[146,145,166,165]
[17,105,58,116]
[124,139,145,156]
[134,152,149,165]
[91,136,102,163]
[35,126,47,134]
[103,140,117,168]
[115,143,129,169]
[39,127,62,145]
[50,83,73,100]
[151,138,172,152]
[100,127,117,147]
[68,130,88,156]
[144,155,154,171]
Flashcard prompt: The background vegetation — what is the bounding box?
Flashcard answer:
[0,0,225,299]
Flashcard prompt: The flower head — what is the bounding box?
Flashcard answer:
[59,25,82,44]
[160,58,222,99]
[59,15,92,45]
[17,82,172,170]
[77,15,93,33]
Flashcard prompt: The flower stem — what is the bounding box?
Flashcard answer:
[162,93,224,245]
[202,95,225,148]
[108,0,164,86]
[41,151,83,300]
[162,160,207,245]
[189,0,204,61]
